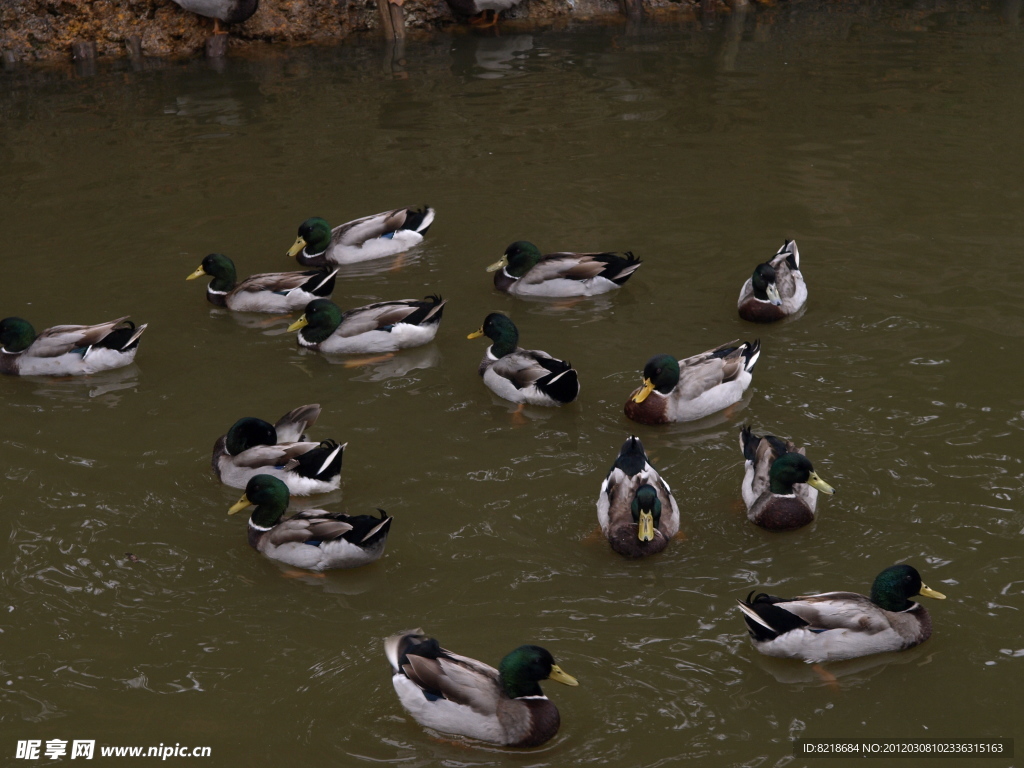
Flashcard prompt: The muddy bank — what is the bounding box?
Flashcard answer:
[0,0,693,63]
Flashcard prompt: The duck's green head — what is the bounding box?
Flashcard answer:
[225,417,278,456]
[467,312,519,358]
[0,317,37,353]
[632,484,662,542]
[228,474,290,527]
[499,645,579,699]
[487,241,543,276]
[287,299,343,343]
[186,253,237,292]
[751,263,781,305]
[870,564,946,611]
[288,217,332,258]
[631,354,679,403]
[768,452,836,496]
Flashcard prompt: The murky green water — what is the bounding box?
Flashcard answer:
[2,4,1023,766]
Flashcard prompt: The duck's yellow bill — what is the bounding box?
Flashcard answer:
[919,585,946,600]
[186,265,206,281]
[485,255,507,273]
[631,379,655,404]
[228,494,252,516]
[637,510,655,542]
[467,328,484,340]
[547,665,579,686]
[287,315,309,333]
[807,472,836,495]
[287,236,307,258]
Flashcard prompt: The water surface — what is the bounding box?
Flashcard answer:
[1,5,1023,766]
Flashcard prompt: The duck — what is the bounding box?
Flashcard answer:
[286,207,435,266]
[468,313,579,407]
[227,474,391,571]
[0,315,147,377]
[624,340,760,424]
[211,404,345,495]
[287,296,446,355]
[737,240,806,323]
[597,436,680,558]
[486,241,642,298]
[737,564,947,663]
[385,630,578,747]
[171,0,259,33]
[186,253,338,313]
[739,426,835,531]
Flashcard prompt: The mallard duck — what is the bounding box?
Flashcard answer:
[624,340,760,424]
[287,296,446,355]
[186,253,337,313]
[286,207,435,267]
[739,426,835,531]
[211,404,345,495]
[0,315,147,377]
[171,0,258,32]
[597,436,680,558]
[227,474,391,571]
[486,241,642,298]
[737,240,806,323]
[737,564,946,663]
[385,630,578,747]
[468,313,579,406]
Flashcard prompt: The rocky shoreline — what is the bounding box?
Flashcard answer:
[0,0,706,64]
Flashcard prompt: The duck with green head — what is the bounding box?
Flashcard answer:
[0,315,147,376]
[737,564,947,662]
[598,436,680,558]
[739,426,835,531]
[385,630,579,747]
[625,340,760,424]
[486,241,642,298]
[468,313,579,406]
[738,240,806,323]
[186,253,337,313]
[228,474,391,571]
[287,296,446,355]
[212,404,345,495]
[287,206,435,267]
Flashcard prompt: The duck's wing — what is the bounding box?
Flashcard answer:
[264,511,354,547]
[332,207,432,247]
[673,342,741,399]
[229,441,320,469]
[403,648,503,715]
[333,298,442,338]
[27,317,133,357]
[273,404,321,443]
[237,269,335,295]
[491,349,568,389]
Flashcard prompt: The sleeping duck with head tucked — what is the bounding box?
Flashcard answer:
[0,315,147,376]
[737,240,807,323]
[212,404,344,495]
